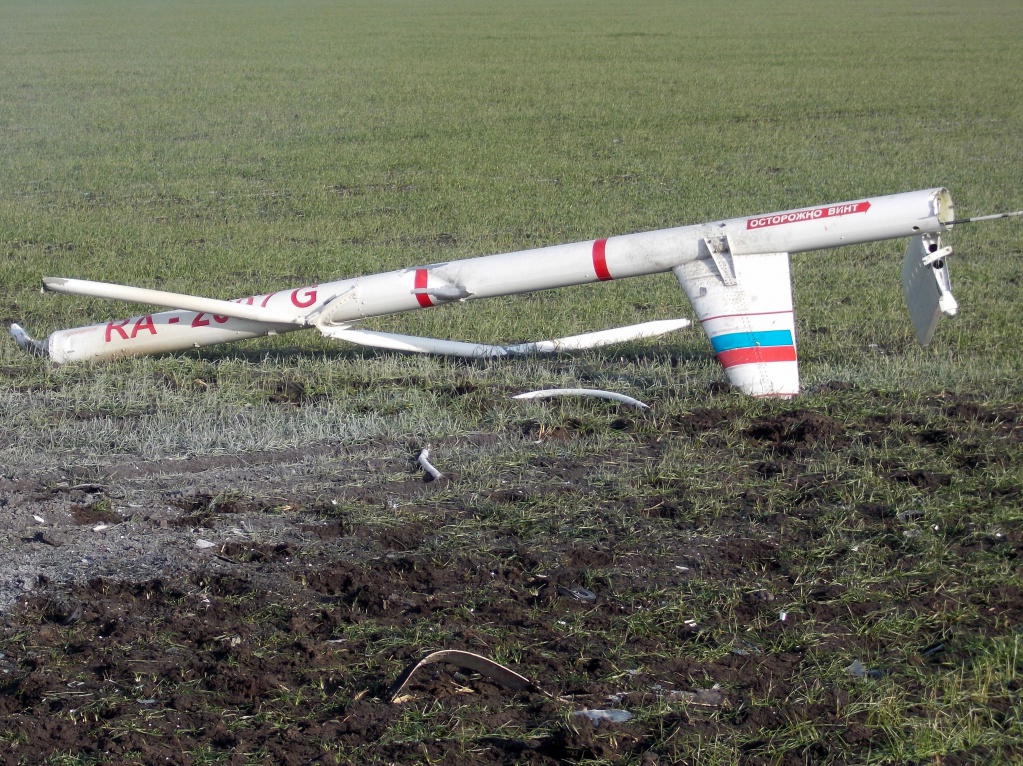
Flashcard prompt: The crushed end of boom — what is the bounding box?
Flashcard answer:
[9,323,47,357]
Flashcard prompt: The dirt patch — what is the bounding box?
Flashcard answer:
[1,392,1021,764]
[744,411,847,453]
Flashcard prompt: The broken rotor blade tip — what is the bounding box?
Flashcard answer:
[513,388,650,410]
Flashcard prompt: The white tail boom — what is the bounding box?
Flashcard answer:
[12,188,965,397]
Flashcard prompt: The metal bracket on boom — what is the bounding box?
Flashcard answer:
[411,283,472,302]
[310,285,360,328]
[702,236,737,287]
[922,244,958,317]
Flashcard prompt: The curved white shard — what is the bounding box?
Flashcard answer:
[512,388,650,410]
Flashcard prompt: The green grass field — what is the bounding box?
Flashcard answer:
[1,1,1022,764]
[2,0,1022,456]
[4,0,1022,364]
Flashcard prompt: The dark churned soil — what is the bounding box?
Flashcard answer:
[1,390,1022,765]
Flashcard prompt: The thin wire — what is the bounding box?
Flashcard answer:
[947,210,1023,225]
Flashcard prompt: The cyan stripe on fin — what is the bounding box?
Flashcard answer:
[711,329,793,354]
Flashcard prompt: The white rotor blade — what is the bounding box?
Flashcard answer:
[505,318,691,353]
[319,318,690,357]
[42,277,307,326]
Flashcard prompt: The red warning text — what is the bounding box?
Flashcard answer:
[747,200,871,230]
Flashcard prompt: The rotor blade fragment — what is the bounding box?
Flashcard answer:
[387,650,543,703]
[513,388,650,410]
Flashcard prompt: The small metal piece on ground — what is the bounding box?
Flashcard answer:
[557,585,597,603]
[574,708,634,726]
[417,449,443,481]
[921,641,946,657]
[676,685,725,706]
[845,659,866,677]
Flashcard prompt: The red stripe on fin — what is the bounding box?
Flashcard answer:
[717,346,797,369]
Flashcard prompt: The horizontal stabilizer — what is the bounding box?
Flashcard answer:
[319,318,690,357]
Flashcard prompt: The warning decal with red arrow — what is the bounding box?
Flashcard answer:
[746,200,871,230]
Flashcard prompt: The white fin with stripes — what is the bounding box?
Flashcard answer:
[673,242,798,398]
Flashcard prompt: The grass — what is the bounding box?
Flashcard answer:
[1,1,1023,764]
[3,0,1022,353]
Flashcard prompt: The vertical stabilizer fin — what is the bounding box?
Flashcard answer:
[674,247,798,397]
[902,233,957,346]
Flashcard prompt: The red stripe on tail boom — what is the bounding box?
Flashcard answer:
[414,269,433,308]
[592,239,612,281]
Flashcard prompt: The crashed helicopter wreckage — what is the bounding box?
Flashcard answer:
[11,187,1016,397]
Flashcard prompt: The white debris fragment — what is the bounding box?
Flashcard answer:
[33,515,45,524]
[195,539,216,549]
[557,585,597,603]
[92,524,110,532]
[574,708,634,726]
[672,684,725,706]
[845,659,866,677]
[513,388,650,410]
[779,611,788,622]
[417,449,443,481]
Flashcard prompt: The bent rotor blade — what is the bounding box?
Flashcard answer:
[42,277,307,326]
[318,318,691,357]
